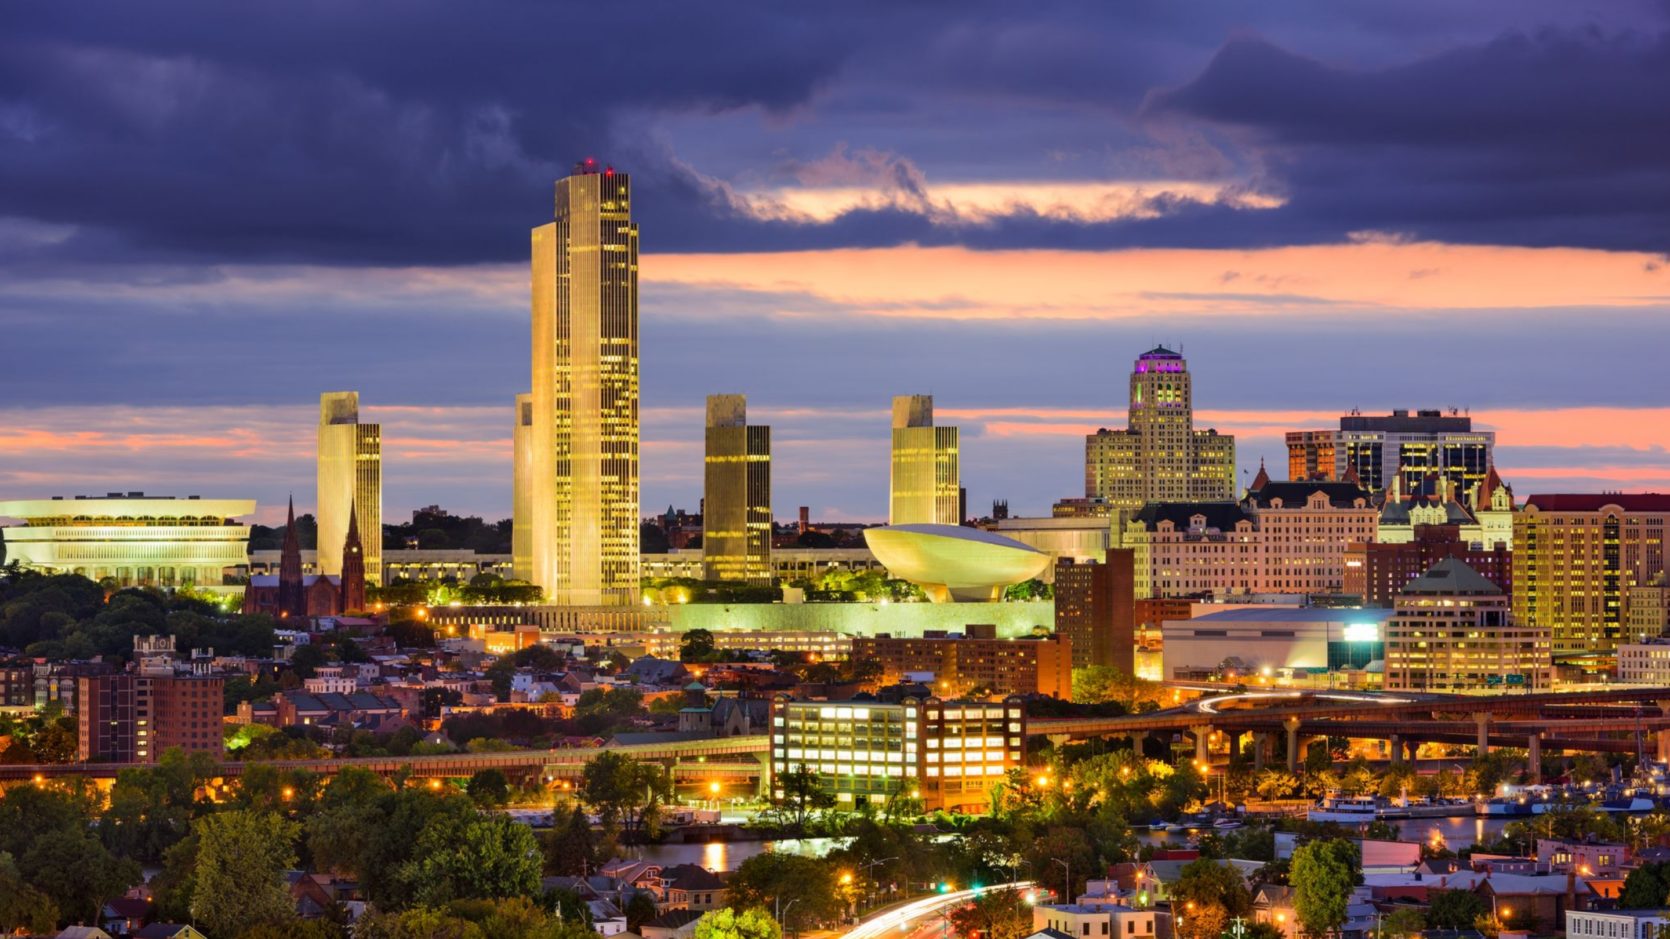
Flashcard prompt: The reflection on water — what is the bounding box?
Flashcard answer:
[1136,815,1513,852]
[631,837,852,872]
[640,818,1517,872]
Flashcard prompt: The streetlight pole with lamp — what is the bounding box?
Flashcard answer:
[775,896,801,937]
[1052,857,1071,904]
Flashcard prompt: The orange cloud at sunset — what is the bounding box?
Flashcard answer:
[645,242,1670,320]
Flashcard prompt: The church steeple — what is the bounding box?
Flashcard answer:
[277,496,306,619]
[340,503,366,613]
[1250,459,1271,492]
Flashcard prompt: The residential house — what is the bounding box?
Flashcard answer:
[57,928,115,939]
[101,896,151,935]
[132,926,211,939]
[1566,910,1670,939]
[1253,884,1296,939]
[658,864,728,911]
[273,690,409,731]
[1538,839,1629,877]
[1033,904,1158,939]
[640,909,704,939]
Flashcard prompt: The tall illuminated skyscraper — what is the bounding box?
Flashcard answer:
[511,392,534,585]
[1084,347,1234,527]
[703,395,772,584]
[529,162,640,605]
[317,391,382,585]
[889,395,960,526]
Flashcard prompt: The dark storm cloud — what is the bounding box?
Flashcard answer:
[4,1,1669,266]
[1149,29,1670,251]
[0,0,868,265]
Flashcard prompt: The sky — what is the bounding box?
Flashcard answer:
[3,1,1670,526]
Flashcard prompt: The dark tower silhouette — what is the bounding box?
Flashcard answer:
[340,504,366,613]
[277,496,306,619]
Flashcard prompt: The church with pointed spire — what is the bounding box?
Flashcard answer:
[243,496,367,619]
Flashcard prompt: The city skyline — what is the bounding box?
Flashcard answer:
[3,3,1669,524]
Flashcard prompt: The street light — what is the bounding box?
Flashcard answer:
[777,896,801,936]
[1052,857,1071,903]
[858,856,899,914]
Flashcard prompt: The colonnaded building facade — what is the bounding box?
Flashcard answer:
[0,493,254,592]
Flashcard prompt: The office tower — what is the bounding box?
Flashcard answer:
[530,161,640,606]
[1385,559,1550,692]
[702,394,772,584]
[770,694,1025,812]
[1514,494,1670,657]
[512,393,534,584]
[317,391,382,585]
[1083,347,1235,528]
[1285,409,1494,503]
[889,394,959,525]
[1054,549,1135,672]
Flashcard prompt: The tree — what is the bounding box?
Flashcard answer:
[189,809,300,935]
[625,891,659,931]
[1255,769,1299,802]
[395,812,543,905]
[680,628,717,662]
[1378,764,1417,799]
[1173,857,1253,939]
[1426,889,1488,930]
[1175,859,1252,915]
[728,853,845,933]
[1071,666,1163,710]
[1621,862,1670,909]
[1291,839,1359,939]
[1026,827,1097,901]
[1374,908,1426,939]
[22,827,141,925]
[694,907,784,939]
[579,751,672,838]
[775,763,836,829]
[468,769,512,806]
[0,852,58,936]
[548,805,598,876]
[947,887,1033,939]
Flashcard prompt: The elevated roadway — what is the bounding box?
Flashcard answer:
[0,735,771,784]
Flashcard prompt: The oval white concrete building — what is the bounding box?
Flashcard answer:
[863,523,1050,602]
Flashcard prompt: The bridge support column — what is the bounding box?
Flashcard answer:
[1527,735,1542,785]
[1252,732,1270,770]
[1192,725,1212,764]
[1285,717,1302,772]
[1658,729,1670,764]
[1389,735,1404,765]
[1048,733,1072,750]
[1473,712,1491,757]
[1227,731,1241,762]
[753,752,773,799]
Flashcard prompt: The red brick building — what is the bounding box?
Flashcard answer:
[850,630,1072,699]
[77,673,224,763]
[1054,549,1135,671]
[1345,524,1512,607]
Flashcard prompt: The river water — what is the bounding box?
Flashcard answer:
[621,816,1516,872]
[627,836,850,871]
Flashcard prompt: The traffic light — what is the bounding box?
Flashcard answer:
[937,882,952,894]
